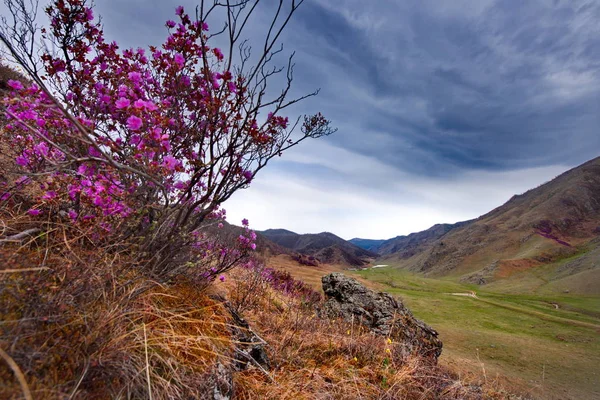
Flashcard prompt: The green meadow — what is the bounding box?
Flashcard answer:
[353,267,600,400]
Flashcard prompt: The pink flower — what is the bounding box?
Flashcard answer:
[115,98,130,109]
[88,146,102,157]
[84,7,94,21]
[134,99,146,108]
[128,71,141,83]
[127,115,143,130]
[162,155,180,171]
[7,80,23,90]
[34,142,49,157]
[250,243,256,250]
[213,48,224,61]
[227,81,237,94]
[15,155,29,166]
[68,210,78,221]
[174,53,185,68]
[145,101,158,111]
[242,170,253,182]
[42,191,57,200]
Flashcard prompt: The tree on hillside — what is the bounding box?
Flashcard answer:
[0,0,334,280]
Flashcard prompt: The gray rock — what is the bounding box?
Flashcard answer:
[212,363,233,400]
[320,273,442,361]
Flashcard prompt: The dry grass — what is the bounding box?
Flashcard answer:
[0,206,521,399]
[0,208,238,399]
[227,267,519,400]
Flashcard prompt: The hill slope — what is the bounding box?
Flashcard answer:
[260,229,378,267]
[380,157,600,290]
[348,238,386,252]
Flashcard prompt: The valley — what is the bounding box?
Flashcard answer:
[259,157,600,399]
[354,267,600,400]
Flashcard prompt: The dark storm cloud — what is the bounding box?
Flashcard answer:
[279,0,600,175]
[86,0,600,178]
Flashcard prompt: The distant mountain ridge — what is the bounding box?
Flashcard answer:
[259,229,377,267]
[370,156,600,293]
[348,238,386,252]
[351,221,472,257]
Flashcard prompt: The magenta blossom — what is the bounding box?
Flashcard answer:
[7,80,23,90]
[127,115,143,130]
[162,155,180,171]
[174,53,185,68]
[115,98,130,108]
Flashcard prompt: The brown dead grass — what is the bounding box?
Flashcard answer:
[495,259,542,279]
[0,207,521,399]
[227,267,520,400]
[0,208,237,399]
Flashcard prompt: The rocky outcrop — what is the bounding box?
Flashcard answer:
[209,300,271,400]
[320,273,442,361]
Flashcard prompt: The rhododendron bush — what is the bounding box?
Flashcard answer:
[0,0,333,279]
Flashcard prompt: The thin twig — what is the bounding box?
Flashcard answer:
[0,346,33,400]
[143,323,153,400]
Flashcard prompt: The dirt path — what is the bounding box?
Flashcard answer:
[448,292,600,330]
[449,291,478,298]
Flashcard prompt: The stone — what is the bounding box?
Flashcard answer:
[320,273,442,361]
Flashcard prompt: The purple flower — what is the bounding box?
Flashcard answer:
[42,191,57,200]
[88,146,102,157]
[84,7,94,21]
[162,155,180,171]
[133,99,146,108]
[219,275,226,282]
[176,5,184,15]
[242,170,253,182]
[7,80,23,90]
[127,115,143,130]
[27,209,41,216]
[242,218,249,226]
[68,210,78,221]
[174,53,185,68]
[213,48,224,61]
[166,20,176,28]
[227,81,237,94]
[15,155,29,166]
[34,142,49,157]
[145,101,158,111]
[250,243,256,250]
[115,98,130,109]
[128,71,142,83]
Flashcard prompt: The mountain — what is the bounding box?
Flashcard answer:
[260,229,378,267]
[369,221,472,257]
[379,156,600,291]
[202,222,290,258]
[348,238,386,252]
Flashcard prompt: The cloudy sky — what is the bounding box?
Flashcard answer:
[23,0,600,239]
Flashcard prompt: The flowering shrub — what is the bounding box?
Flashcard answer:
[243,258,321,303]
[0,0,333,279]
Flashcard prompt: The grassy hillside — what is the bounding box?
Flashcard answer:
[378,157,600,286]
[353,267,600,400]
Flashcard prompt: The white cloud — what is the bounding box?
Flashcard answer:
[225,145,572,240]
